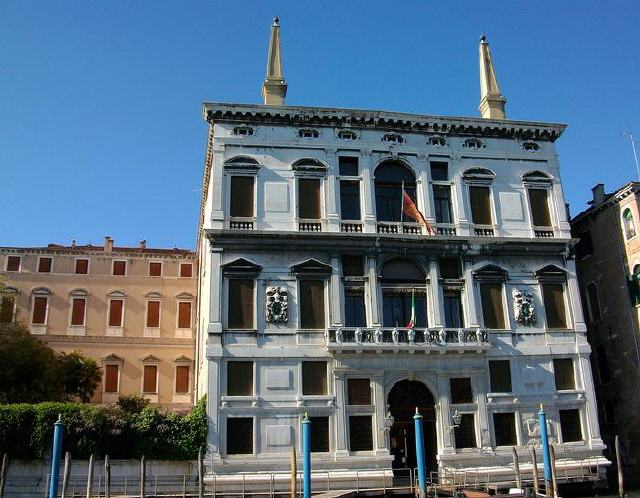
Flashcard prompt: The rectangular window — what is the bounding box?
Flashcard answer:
[559,409,582,442]
[149,262,162,277]
[302,361,327,395]
[344,286,366,327]
[143,365,158,393]
[104,364,119,393]
[489,360,512,393]
[230,176,255,217]
[454,414,477,449]
[0,296,14,323]
[342,255,364,276]
[71,298,86,326]
[75,258,89,274]
[180,263,193,278]
[493,412,517,446]
[382,290,427,328]
[433,185,453,224]
[340,180,361,220]
[113,260,126,276]
[310,416,330,452]
[553,358,575,390]
[439,257,461,279]
[349,416,373,451]
[108,299,124,327]
[175,365,190,394]
[226,418,253,454]
[38,257,52,273]
[178,302,192,329]
[430,162,448,181]
[228,279,254,329]
[227,361,253,396]
[339,157,359,177]
[300,280,325,329]
[32,296,48,324]
[450,378,473,404]
[542,283,567,329]
[146,301,160,328]
[6,256,20,272]
[528,189,552,227]
[347,378,371,405]
[469,186,492,225]
[480,283,506,329]
[298,178,321,219]
[443,289,464,328]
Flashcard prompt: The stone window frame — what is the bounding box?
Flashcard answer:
[428,134,448,147]
[0,286,19,324]
[336,129,359,141]
[106,290,126,334]
[74,257,90,275]
[225,416,256,456]
[175,292,195,331]
[557,406,585,444]
[622,207,637,241]
[291,259,332,331]
[472,264,510,331]
[297,128,320,139]
[337,154,363,222]
[490,409,521,448]
[462,137,485,149]
[148,260,163,277]
[223,156,260,226]
[222,258,262,332]
[292,158,328,226]
[37,256,53,274]
[534,264,571,331]
[382,133,404,144]
[30,287,52,327]
[522,170,555,231]
[231,125,254,137]
[462,167,497,230]
[102,353,124,394]
[111,259,127,277]
[140,354,161,396]
[68,288,89,328]
[5,255,21,272]
[174,355,193,395]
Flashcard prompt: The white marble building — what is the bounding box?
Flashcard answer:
[195,20,606,480]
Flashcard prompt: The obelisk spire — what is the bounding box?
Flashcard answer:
[261,17,287,105]
[478,35,507,119]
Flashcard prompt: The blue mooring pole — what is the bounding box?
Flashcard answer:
[48,415,65,498]
[302,413,311,498]
[538,405,553,497]
[413,408,427,498]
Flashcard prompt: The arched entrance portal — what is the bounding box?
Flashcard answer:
[388,380,438,475]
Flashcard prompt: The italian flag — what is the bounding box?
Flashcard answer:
[406,289,416,328]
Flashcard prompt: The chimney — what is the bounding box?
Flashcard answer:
[591,183,605,207]
[139,240,147,249]
[104,236,114,253]
[71,239,76,248]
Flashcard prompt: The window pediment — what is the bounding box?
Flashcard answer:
[534,264,567,281]
[463,138,485,149]
[107,290,126,298]
[382,133,404,144]
[102,353,124,364]
[291,158,327,173]
[224,155,261,170]
[141,354,160,363]
[222,257,262,276]
[522,170,553,183]
[175,355,193,364]
[32,287,52,296]
[463,167,495,182]
[428,135,447,146]
[337,129,358,140]
[2,286,20,295]
[473,264,508,281]
[175,292,195,300]
[231,126,254,137]
[145,291,163,299]
[291,258,333,276]
[298,128,319,139]
[69,288,88,297]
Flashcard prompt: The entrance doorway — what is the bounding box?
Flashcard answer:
[387,380,438,475]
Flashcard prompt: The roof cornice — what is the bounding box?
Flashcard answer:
[571,181,640,224]
[203,103,567,142]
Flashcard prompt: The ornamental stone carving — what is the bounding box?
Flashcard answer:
[513,288,536,325]
[266,286,288,323]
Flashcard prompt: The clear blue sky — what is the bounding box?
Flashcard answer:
[1,1,639,249]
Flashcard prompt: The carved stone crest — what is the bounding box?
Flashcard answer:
[266,286,288,323]
[513,288,536,325]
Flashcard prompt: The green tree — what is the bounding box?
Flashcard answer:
[0,322,63,403]
[58,351,102,403]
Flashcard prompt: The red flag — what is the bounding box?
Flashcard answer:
[403,192,435,235]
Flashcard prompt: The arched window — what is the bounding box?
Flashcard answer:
[374,161,416,222]
[380,258,427,328]
[586,282,601,322]
[623,208,636,239]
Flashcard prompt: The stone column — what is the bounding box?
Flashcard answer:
[428,258,444,327]
[416,154,434,220]
[474,375,491,450]
[463,258,480,327]
[325,148,340,231]
[565,259,587,333]
[210,141,225,229]
[360,149,376,233]
[578,354,603,443]
[367,254,381,326]
[437,375,455,453]
[333,371,349,458]
[206,359,223,463]
[330,254,343,326]
[209,248,223,334]
[372,375,390,456]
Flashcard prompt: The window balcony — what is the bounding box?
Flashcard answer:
[299,219,322,232]
[340,221,363,233]
[326,327,489,354]
[473,225,495,237]
[435,223,457,236]
[229,217,255,230]
[376,222,423,235]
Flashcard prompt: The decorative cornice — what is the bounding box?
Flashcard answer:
[203,103,566,142]
[571,181,640,225]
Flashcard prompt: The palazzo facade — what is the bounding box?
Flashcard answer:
[196,21,606,478]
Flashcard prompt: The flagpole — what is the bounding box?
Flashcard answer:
[400,181,404,224]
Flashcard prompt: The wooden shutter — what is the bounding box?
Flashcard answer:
[543,283,567,328]
[454,414,477,449]
[528,189,551,227]
[149,262,162,276]
[302,361,327,395]
[310,417,330,452]
[178,302,191,328]
[0,297,14,323]
[228,279,254,329]
[75,259,89,274]
[180,263,193,278]
[559,409,582,442]
[226,418,253,454]
[175,365,190,394]
[108,299,123,327]
[469,186,492,225]
[105,364,119,393]
[300,280,325,329]
[32,297,48,324]
[38,258,52,273]
[347,378,371,405]
[112,261,126,275]
[146,301,160,327]
[553,358,575,390]
[6,256,20,271]
[480,283,505,329]
[450,378,473,404]
[298,179,321,219]
[227,361,253,396]
[493,412,517,446]
[143,365,157,393]
[348,416,373,451]
[230,176,255,217]
[71,298,86,325]
[489,360,512,393]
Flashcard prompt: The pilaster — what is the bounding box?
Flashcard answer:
[206,359,223,462]
[367,254,380,326]
[325,148,340,231]
[330,254,343,326]
[360,149,376,233]
[208,248,223,334]
[429,258,444,327]
[463,258,480,328]
[333,370,349,457]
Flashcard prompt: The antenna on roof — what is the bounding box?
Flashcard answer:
[622,130,640,181]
